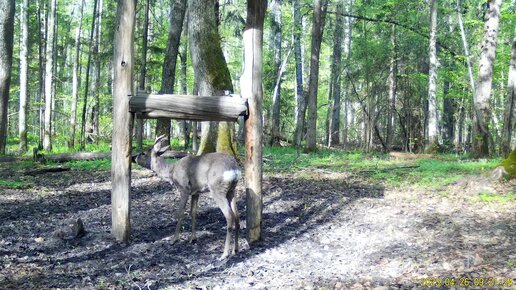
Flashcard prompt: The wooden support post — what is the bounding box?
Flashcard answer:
[241,0,266,243]
[111,0,135,243]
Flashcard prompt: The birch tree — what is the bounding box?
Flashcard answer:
[19,0,30,152]
[426,0,439,152]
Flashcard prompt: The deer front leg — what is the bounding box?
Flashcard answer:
[172,189,190,244]
[189,194,199,243]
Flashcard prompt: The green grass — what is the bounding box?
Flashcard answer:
[61,159,112,171]
[477,192,516,203]
[0,180,30,189]
[263,146,501,189]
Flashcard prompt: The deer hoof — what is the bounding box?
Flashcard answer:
[188,236,197,244]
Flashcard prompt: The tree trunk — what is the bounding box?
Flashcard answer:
[111,0,135,243]
[241,0,266,244]
[305,0,328,152]
[473,0,501,157]
[426,0,438,152]
[442,78,455,148]
[80,0,99,149]
[157,0,187,145]
[43,0,57,151]
[179,16,190,149]
[501,27,516,158]
[329,1,344,146]
[37,0,46,148]
[386,24,397,149]
[18,0,30,153]
[293,0,304,147]
[89,0,103,144]
[0,0,15,155]
[270,0,282,146]
[69,0,85,149]
[136,0,150,151]
[189,0,235,155]
[456,0,476,99]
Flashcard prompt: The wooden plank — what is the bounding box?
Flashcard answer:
[130,93,247,122]
[242,0,266,244]
[111,0,135,243]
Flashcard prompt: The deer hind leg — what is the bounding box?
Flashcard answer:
[189,193,199,243]
[212,193,236,260]
[173,189,190,244]
[228,187,239,255]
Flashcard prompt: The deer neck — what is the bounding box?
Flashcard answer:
[150,154,175,181]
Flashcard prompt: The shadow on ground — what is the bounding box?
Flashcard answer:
[0,168,384,289]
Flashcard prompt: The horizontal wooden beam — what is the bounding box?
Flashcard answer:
[130,93,247,122]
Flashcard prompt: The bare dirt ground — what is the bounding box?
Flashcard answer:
[0,164,515,289]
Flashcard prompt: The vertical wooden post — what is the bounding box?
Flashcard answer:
[111,0,136,242]
[241,0,266,243]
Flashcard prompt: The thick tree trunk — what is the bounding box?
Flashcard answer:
[43,0,57,151]
[293,0,304,146]
[111,0,135,243]
[270,0,282,146]
[188,0,235,155]
[69,0,85,149]
[19,0,30,153]
[80,0,99,149]
[329,1,344,146]
[136,0,150,151]
[305,0,328,151]
[473,0,501,157]
[426,0,438,152]
[501,27,516,158]
[157,0,187,144]
[241,0,265,244]
[0,0,15,155]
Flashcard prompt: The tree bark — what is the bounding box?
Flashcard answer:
[43,0,57,151]
[69,0,85,149]
[136,0,150,151]
[293,0,304,147]
[241,0,265,244]
[305,0,328,152]
[89,0,103,144]
[270,0,282,146]
[329,1,344,146]
[0,0,15,155]
[188,0,235,155]
[19,0,30,153]
[501,27,516,158]
[425,0,439,153]
[473,0,501,158]
[386,24,397,149]
[80,0,99,149]
[157,0,187,145]
[111,0,136,243]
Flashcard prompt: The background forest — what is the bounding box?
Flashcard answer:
[0,0,515,158]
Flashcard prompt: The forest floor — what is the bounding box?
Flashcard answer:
[0,154,515,289]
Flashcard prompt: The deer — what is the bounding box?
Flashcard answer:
[133,135,241,259]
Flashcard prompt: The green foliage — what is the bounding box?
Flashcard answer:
[60,159,111,171]
[477,192,516,203]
